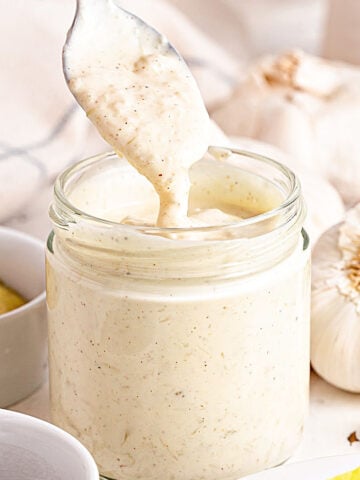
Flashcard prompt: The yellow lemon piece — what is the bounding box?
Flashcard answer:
[0,281,26,315]
[330,467,360,480]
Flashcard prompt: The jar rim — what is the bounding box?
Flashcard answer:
[52,146,301,234]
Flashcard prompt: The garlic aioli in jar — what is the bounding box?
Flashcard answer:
[47,3,311,480]
[47,150,310,480]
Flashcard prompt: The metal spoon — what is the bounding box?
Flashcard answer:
[63,0,180,84]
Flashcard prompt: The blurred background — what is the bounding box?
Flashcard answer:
[1,0,359,240]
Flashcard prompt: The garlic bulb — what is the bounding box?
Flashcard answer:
[212,50,360,205]
[226,136,345,244]
[311,203,360,392]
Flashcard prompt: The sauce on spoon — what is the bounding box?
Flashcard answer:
[63,0,210,227]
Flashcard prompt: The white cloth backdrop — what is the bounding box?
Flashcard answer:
[0,0,355,238]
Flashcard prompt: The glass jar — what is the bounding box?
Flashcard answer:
[46,148,310,480]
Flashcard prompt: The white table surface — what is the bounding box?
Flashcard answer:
[9,371,360,464]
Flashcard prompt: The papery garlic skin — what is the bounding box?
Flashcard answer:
[212,50,360,206]
[311,204,360,392]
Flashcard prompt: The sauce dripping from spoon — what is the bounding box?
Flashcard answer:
[63,0,210,227]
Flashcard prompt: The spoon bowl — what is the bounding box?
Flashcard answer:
[63,0,180,82]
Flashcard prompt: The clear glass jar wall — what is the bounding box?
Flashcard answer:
[46,148,311,480]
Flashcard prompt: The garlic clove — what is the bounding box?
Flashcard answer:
[255,96,316,174]
[311,290,360,392]
[211,72,267,138]
[311,204,360,392]
[299,177,344,244]
[211,50,360,206]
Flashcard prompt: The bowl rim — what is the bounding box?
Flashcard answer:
[0,226,46,322]
[0,409,99,479]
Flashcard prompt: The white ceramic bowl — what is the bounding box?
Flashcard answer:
[0,227,47,407]
[0,409,99,479]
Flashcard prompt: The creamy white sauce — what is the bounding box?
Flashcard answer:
[64,0,210,227]
[48,4,311,480]
[48,154,310,480]
[48,243,310,480]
